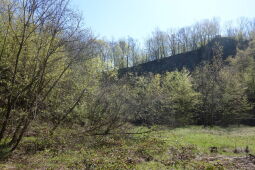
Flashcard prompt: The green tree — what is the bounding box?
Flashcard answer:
[162,70,200,126]
[193,43,252,126]
[0,0,94,153]
[130,70,199,126]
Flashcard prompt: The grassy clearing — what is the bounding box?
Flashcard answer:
[154,126,255,155]
[0,125,255,169]
[134,125,255,169]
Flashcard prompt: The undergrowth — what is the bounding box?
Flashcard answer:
[0,124,255,169]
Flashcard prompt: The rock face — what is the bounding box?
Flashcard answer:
[119,37,247,76]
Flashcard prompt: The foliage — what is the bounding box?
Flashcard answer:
[193,43,252,126]
[0,1,255,169]
[161,70,200,125]
[129,70,200,126]
[0,0,94,153]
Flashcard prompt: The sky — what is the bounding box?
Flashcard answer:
[71,0,255,42]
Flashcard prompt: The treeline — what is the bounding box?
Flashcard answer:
[94,18,255,69]
[0,0,255,156]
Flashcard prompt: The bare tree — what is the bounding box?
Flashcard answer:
[167,29,177,56]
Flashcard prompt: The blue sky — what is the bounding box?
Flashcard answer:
[71,0,255,42]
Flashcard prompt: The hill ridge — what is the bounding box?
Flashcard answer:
[119,37,247,75]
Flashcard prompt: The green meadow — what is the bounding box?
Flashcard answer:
[1,125,255,169]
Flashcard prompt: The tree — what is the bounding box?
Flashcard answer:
[118,40,129,68]
[225,39,255,124]
[167,29,177,55]
[145,28,169,61]
[127,37,140,66]
[161,70,200,126]
[193,43,251,126]
[219,66,251,125]
[129,70,199,127]
[0,0,94,152]
[193,43,225,126]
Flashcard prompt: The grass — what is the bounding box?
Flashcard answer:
[0,125,255,169]
[135,125,255,169]
[154,126,255,155]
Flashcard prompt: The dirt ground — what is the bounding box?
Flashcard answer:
[196,154,255,170]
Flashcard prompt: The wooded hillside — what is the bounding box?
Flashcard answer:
[0,0,255,169]
[119,37,249,75]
